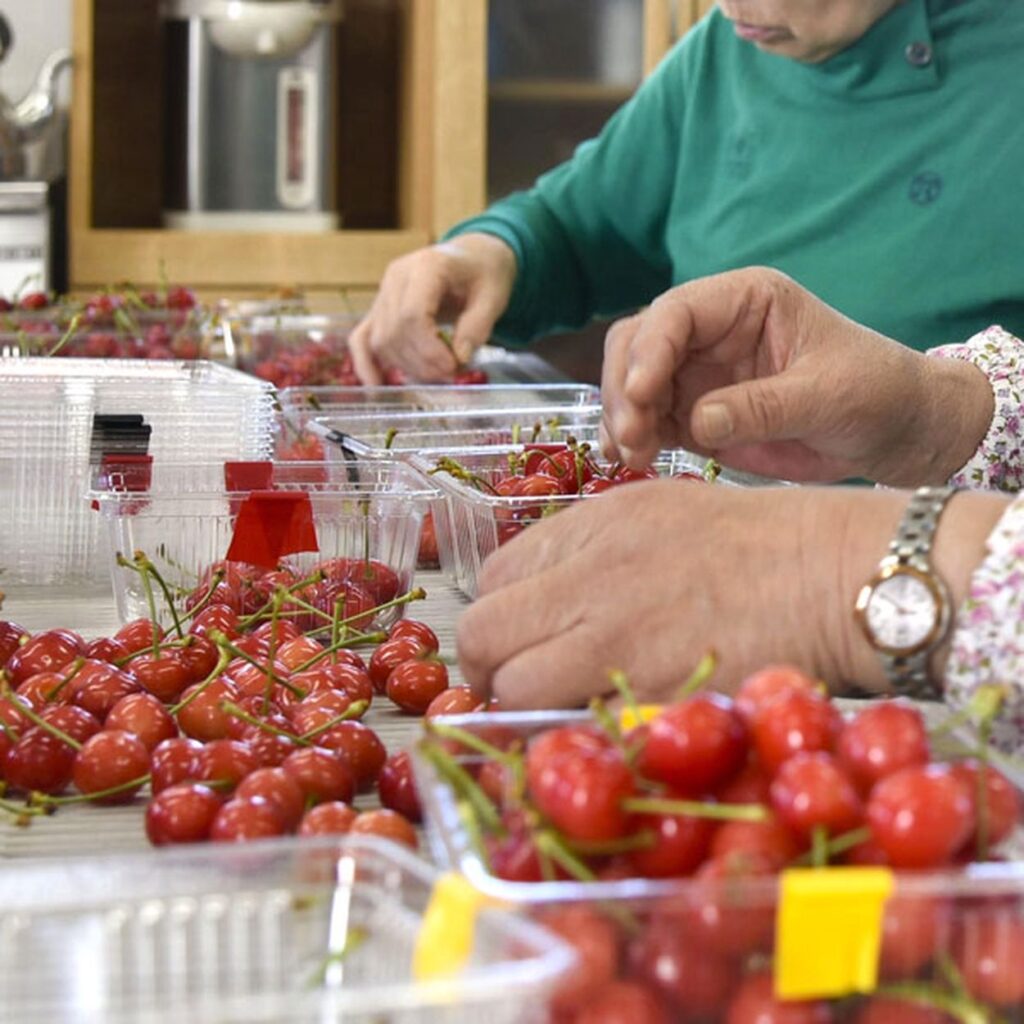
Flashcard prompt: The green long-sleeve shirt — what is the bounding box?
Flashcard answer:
[448,0,1024,352]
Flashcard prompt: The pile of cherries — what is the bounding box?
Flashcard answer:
[431,439,710,546]
[247,326,490,389]
[0,285,206,360]
[421,665,1024,1024]
[0,553,459,850]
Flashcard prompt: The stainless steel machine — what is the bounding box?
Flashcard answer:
[161,0,343,232]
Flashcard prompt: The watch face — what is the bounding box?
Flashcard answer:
[863,571,940,654]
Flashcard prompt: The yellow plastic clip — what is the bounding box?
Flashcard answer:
[775,866,894,1000]
[618,704,663,730]
[413,872,500,981]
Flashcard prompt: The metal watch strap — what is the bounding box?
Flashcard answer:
[880,485,956,699]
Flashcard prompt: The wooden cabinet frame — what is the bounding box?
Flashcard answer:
[68,0,486,291]
[68,0,708,292]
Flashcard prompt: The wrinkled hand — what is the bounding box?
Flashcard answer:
[348,233,517,384]
[600,267,993,487]
[457,480,906,710]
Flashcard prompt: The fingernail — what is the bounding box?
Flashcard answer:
[699,403,733,443]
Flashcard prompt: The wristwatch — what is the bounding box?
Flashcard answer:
[854,486,957,700]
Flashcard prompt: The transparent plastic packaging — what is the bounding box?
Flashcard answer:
[89,458,439,628]
[412,709,1024,1024]
[402,444,782,599]
[0,833,574,1024]
[0,358,275,586]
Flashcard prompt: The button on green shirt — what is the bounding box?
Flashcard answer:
[448,0,1024,352]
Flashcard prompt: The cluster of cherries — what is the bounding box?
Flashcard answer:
[0,285,205,360]
[432,439,709,546]
[422,665,1024,1024]
[0,552,465,850]
[247,326,490,389]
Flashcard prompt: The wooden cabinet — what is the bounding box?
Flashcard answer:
[67,0,709,294]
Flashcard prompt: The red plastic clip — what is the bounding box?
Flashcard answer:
[224,490,319,568]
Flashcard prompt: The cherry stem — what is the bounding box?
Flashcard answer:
[588,696,623,746]
[419,740,502,832]
[206,630,305,698]
[236,569,324,627]
[874,982,993,1024]
[0,795,46,823]
[425,721,519,767]
[675,649,718,701]
[621,796,768,822]
[116,552,162,657]
[307,926,370,988]
[455,796,494,869]
[1,685,82,751]
[565,831,657,857]
[702,458,722,483]
[167,644,233,715]
[42,656,85,703]
[32,773,151,807]
[304,588,426,639]
[608,669,641,728]
[262,588,286,715]
[297,700,370,742]
[43,311,83,358]
[791,825,871,866]
[134,551,185,639]
[181,568,226,621]
[810,824,830,868]
[221,700,310,747]
[291,630,387,674]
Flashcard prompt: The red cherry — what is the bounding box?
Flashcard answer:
[210,795,287,842]
[235,766,306,830]
[836,701,930,793]
[176,636,220,682]
[146,783,223,845]
[316,721,386,789]
[368,636,428,694]
[750,689,841,775]
[952,907,1024,1007]
[82,636,129,664]
[130,652,191,703]
[769,752,863,838]
[17,669,74,706]
[189,603,241,640]
[709,816,802,869]
[640,694,748,794]
[867,765,974,868]
[298,800,358,837]
[948,759,1021,855]
[104,692,179,749]
[0,619,29,664]
[241,720,302,768]
[536,904,620,1017]
[425,685,483,718]
[3,731,76,793]
[386,659,449,715]
[150,736,203,793]
[192,738,259,791]
[71,730,150,803]
[629,916,738,1018]
[6,629,83,685]
[69,660,140,719]
[625,797,714,877]
[114,618,165,656]
[573,980,671,1024]
[735,664,820,723]
[879,896,952,980]
[388,618,439,652]
[725,971,834,1024]
[377,751,423,823]
[175,677,238,742]
[349,808,418,849]
[39,704,101,745]
[282,746,355,805]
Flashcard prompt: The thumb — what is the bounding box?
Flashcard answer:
[691,373,819,448]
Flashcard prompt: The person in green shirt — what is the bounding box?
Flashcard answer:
[349,0,1024,384]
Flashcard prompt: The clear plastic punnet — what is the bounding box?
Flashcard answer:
[274,382,601,460]
[89,458,439,628]
[412,708,1024,1024]
[0,834,575,1024]
[0,358,275,587]
[403,444,784,599]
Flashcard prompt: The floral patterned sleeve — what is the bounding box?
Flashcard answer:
[943,495,1024,753]
[929,325,1024,492]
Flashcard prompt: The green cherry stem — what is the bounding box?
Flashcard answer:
[1,685,82,751]
[134,552,185,639]
[0,795,47,823]
[167,644,233,715]
[791,825,872,866]
[608,669,641,727]
[290,631,387,674]
[206,630,305,698]
[675,649,718,701]
[298,700,370,742]
[425,721,520,767]
[221,700,310,747]
[621,796,768,822]
[419,740,502,832]
[32,773,152,807]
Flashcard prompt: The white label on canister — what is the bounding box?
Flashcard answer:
[276,66,318,209]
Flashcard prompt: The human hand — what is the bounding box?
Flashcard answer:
[456,480,910,710]
[348,233,517,384]
[600,267,994,487]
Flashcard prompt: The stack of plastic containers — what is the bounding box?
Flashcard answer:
[0,358,275,588]
[0,834,574,1023]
